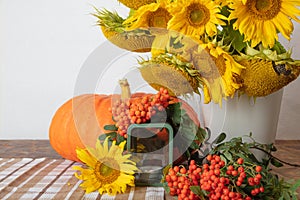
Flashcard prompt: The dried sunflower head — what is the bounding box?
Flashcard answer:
[93,8,154,52]
[138,53,203,96]
[236,45,300,97]
[238,58,300,97]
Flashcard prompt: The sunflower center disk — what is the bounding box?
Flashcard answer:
[100,164,113,176]
[95,160,120,184]
[247,0,281,20]
[188,4,209,26]
[256,0,272,11]
[148,8,171,28]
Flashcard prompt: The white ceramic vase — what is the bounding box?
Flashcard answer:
[199,89,284,145]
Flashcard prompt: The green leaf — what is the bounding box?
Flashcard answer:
[161,182,170,194]
[223,151,233,161]
[271,144,277,152]
[270,158,284,167]
[213,133,226,144]
[283,191,291,200]
[170,36,184,49]
[190,186,202,196]
[104,124,118,131]
[163,164,172,175]
[222,23,247,52]
[290,179,300,192]
[220,155,228,165]
[167,102,183,124]
[99,134,108,141]
[272,41,287,54]
[116,134,125,145]
[98,132,117,141]
[196,127,207,143]
[189,141,200,150]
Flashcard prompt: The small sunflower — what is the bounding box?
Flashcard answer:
[192,43,244,105]
[73,138,138,195]
[123,0,172,31]
[167,0,226,39]
[228,0,300,48]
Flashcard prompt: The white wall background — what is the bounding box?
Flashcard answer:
[0,0,299,139]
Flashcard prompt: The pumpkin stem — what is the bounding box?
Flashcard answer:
[119,79,131,100]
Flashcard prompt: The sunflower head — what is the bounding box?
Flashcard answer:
[123,0,172,31]
[94,8,155,52]
[228,0,300,48]
[188,42,244,105]
[139,53,203,96]
[238,58,300,97]
[167,0,226,39]
[73,138,138,195]
[118,0,156,10]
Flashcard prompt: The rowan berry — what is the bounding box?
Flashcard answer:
[232,170,239,176]
[255,165,262,173]
[254,177,260,185]
[207,154,213,161]
[229,191,236,198]
[236,180,242,186]
[248,177,255,186]
[238,166,244,173]
[237,157,244,165]
[237,176,244,183]
[227,165,234,171]
[255,173,262,180]
[173,166,180,173]
[180,167,187,174]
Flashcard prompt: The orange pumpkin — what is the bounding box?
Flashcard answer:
[49,80,200,162]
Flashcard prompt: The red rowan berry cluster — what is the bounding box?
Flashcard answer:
[164,154,266,200]
[165,160,201,200]
[111,88,171,138]
[223,157,265,198]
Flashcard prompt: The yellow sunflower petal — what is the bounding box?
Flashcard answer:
[120,163,138,174]
[76,148,97,167]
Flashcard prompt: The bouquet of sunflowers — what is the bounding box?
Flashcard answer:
[94,0,300,106]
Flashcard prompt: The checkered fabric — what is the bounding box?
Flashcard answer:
[0,158,165,200]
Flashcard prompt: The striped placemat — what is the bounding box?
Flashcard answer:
[0,158,165,200]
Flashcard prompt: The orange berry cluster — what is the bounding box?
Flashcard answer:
[111,88,171,138]
[223,156,264,198]
[164,154,265,200]
[165,160,200,200]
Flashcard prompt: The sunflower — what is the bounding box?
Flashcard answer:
[93,8,155,53]
[123,0,172,31]
[192,43,244,105]
[238,58,300,96]
[228,0,300,48]
[167,0,226,39]
[73,138,138,195]
[118,0,156,10]
[234,47,300,97]
[139,53,202,96]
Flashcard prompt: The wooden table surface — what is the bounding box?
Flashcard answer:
[0,140,300,199]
